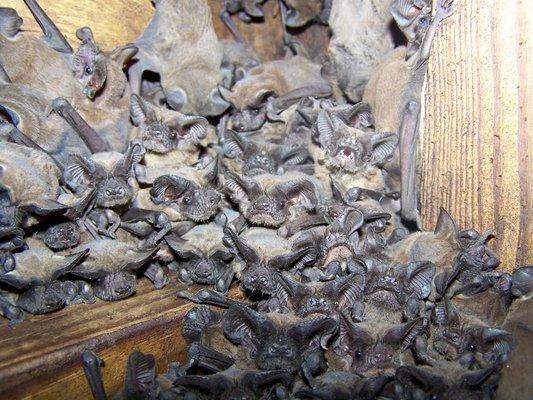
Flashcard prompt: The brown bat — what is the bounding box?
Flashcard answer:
[0,1,137,150]
[363,0,457,224]
[327,0,395,102]
[129,0,229,116]
[280,0,332,28]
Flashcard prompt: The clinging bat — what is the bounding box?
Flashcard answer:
[129,0,229,116]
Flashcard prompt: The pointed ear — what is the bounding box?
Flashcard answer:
[344,209,365,236]
[130,94,156,126]
[434,208,457,237]
[404,261,436,299]
[276,273,306,298]
[370,132,398,165]
[268,247,314,270]
[223,305,273,355]
[315,110,338,147]
[0,8,23,38]
[270,179,318,209]
[76,27,97,47]
[289,315,338,348]
[113,141,145,178]
[223,129,248,158]
[164,235,199,260]
[201,155,220,186]
[150,175,197,205]
[345,102,375,129]
[125,248,159,271]
[123,351,156,398]
[337,312,372,351]
[50,249,89,281]
[329,273,366,308]
[383,318,422,349]
[63,154,101,189]
[109,44,138,67]
[225,171,261,203]
[395,365,444,390]
[176,114,208,143]
[511,266,533,297]
[222,221,260,264]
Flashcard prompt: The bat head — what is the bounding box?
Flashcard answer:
[93,270,136,301]
[43,222,80,251]
[150,175,222,222]
[72,27,107,99]
[130,94,208,153]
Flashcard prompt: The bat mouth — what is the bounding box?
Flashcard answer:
[247,211,285,227]
[142,137,175,154]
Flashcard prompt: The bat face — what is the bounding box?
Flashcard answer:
[181,253,232,285]
[130,94,208,154]
[17,281,67,314]
[224,0,266,19]
[93,271,136,301]
[43,222,80,250]
[95,176,134,209]
[333,314,421,375]
[316,110,397,174]
[282,0,324,28]
[150,175,222,222]
[72,28,107,99]
[223,305,337,372]
[228,106,267,132]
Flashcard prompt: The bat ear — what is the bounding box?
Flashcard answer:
[0,8,23,38]
[76,27,98,48]
[176,114,209,143]
[109,44,138,68]
[225,171,261,203]
[150,175,196,205]
[125,248,159,271]
[395,365,444,390]
[344,209,365,236]
[328,272,366,305]
[383,318,422,348]
[434,208,458,238]
[224,305,273,356]
[276,273,306,297]
[344,102,375,129]
[359,375,394,398]
[405,261,436,299]
[223,130,248,158]
[130,94,156,125]
[271,179,318,210]
[337,311,372,350]
[268,247,315,271]
[63,154,100,190]
[222,221,260,264]
[289,315,338,348]
[315,110,338,147]
[123,351,156,398]
[113,140,145,178]
[370,132,398,166]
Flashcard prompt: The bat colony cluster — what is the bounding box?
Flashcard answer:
[0,0,530,399]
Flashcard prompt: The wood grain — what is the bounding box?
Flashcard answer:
[0,279,241,399]
[2,0,291,59]
[420,0,533,271]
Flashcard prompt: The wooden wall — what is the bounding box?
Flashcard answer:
[420,0,532,270]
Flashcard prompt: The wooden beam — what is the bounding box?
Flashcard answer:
[420,0,532,271]
[0,280,241,399]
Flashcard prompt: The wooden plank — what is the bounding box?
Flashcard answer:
[0,280,240,399]
[420,0,533,271]
[3,0,288,59]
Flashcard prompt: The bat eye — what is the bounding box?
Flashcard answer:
[430,395,439,400]
[469,344,477,351]
[183,197,191,204]
[85,65,93,75]
[355,350,363,359]
[419,16,428,26]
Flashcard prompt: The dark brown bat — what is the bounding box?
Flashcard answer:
[223,129,313,176]
[294,371,392,400]
[129,0,229,116]
[224,171,322,230]
[0,289,26,325]
[174,365,294,400]
[363,0,457,224]
[267,272,365,319]
[394,363,501,400]
[222,222,314,295]
[328,312,423,376]
[182,303,337,382]
[63,141,144,211]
